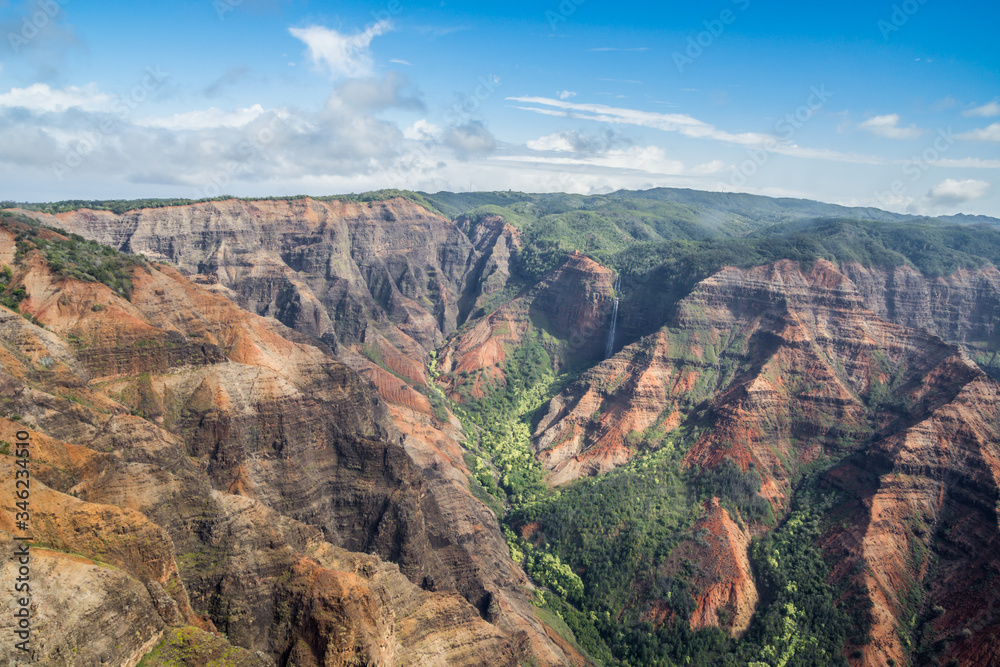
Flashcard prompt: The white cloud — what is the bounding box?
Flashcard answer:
[494,145,725,180]
[325,73,422,112]
[963,101,1000,118]
[957,122,1000,142]
[557,90,576,100]
[494,147,683,175]
[510,96,773,146]
[526,129,630,154]
[509,96,882,165]
[927,157,1000,169]
[389,59,413,66]
[0,74,434,195]
[136,105,269,130]
[444,122,496,158]
[289,21,391,79]
[858,114,924,139]
[927,178,991,206]
[527,132,576,152]
[0,83,115,113]
[930,96,959,112]
[4,78,995,216]
[403,119,443,141]
[691,160,727,174]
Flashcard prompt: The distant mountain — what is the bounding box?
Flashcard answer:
[10,186,999,239]
[937,212,1000,226]
[419,187,1000,236]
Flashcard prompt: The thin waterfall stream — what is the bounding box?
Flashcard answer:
[605,275,621,359]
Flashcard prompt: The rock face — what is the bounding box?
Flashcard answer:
[131,626,268,666]
[684,501,758,635]
[840,262,1000,375]
[819,371,1000,667]
[453,213,522,323]
[438,251,614,402]
[533,260,965,491]
[23,198,517,354]
[0,218,572,666]
[531,258,1000,654]
[0,534,169,667]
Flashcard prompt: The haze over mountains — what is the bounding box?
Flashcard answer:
[0,187,999,666]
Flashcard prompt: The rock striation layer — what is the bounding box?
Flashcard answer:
[0,217,576,666]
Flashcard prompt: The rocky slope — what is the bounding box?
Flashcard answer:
[533,260,934,489]
[818,369,1000,667]
[841,262,1000,376]
[529,258,1000,658]
[660,499,758,636]
[437,250,614,402]
[0,217,578,666]
[21,198,519,355]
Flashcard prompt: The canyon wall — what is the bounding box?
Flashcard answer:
[0,217,579,666]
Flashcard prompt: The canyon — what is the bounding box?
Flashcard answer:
[2,191,999,666]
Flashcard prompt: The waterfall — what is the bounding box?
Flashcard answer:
[605,275,621,359]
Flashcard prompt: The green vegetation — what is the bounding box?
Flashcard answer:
[0,211,147,300]
[513,431,697,616]
[449,197,711,281]
[741,489,865,667]
[536,591,617,665]
[2,188,445,217]
[136,625,257,666]
[436,216,914,664]
[444,201,1000,334]
[40,231,146,299]
[457,330,553,508]
[866,352,911,416]
[509,474,860,666]
[692,457,774,525]
[442,311,875,666]
[455,338,772,666]
[614,217,1000,284]
[320,188,445,215]
[419,186,930,240]
[0,264,26,311]
[3,198,217,215]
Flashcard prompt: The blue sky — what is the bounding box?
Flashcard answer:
[1,0,998,215]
